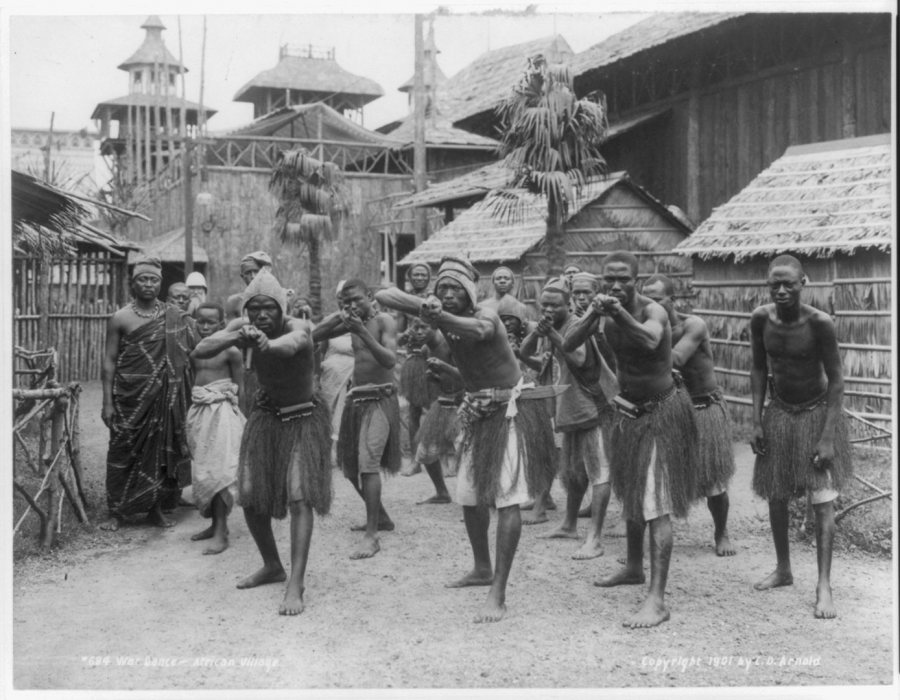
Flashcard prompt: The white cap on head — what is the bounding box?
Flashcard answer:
[186,271,207,289]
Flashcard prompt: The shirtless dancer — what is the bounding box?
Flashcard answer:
[314,279,399,559]
[521,277,616,559]
[480,265,518,312]
[187,302,245,555]
[642,274,736,556]
[376,257,556,623]
[750,255,851,619]
[564,251,697,628]
[193,269,332,615]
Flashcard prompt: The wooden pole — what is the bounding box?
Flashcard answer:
[179,16,193,275]
[43,111,55,181]
[412,14,427,248]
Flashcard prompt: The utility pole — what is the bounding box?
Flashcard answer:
[184,137,194,275]
[412,14,427,247]
[42,112,55,181]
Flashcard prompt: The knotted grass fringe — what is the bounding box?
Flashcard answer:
[609,387,698,521]
[238,398,333,518]
[464,398,557,505]
[400,352,439,408]
[693,396,736,497]
[752,397,852,501]
[416,401,460,462]
[337,392,402,481]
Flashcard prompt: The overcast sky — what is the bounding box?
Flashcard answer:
[8,10,650,135]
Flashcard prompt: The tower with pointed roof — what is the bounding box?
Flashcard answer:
[91,16,217,183]
[233,45,383,124]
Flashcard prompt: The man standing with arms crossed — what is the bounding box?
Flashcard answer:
[193,268,332,615]
[376,257,556,623]
[564,251,696,628]
[750,255,851,619]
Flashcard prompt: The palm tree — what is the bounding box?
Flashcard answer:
[269,149,349,319]
[489,53,608,275]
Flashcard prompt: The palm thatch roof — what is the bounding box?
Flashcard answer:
[675,134,893,261]
[227,104,396,145]
[572,12,743,76]
[441,35,573,127]
[117,16,185,73]
[393,161,512,209]
[132,227,209,264]
[386,114,499,150]
[234,51,383,106]
[11,170,138,257]
[401,172,683,265]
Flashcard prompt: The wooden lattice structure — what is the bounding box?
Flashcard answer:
[13,348,89,547]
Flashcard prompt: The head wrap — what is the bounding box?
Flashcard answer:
[496,295,527,324]
[571,271,598,289]
[436,257,479,310]
[242,267,288,318]
[132,256,162,280]
[240,251,273,269]
[405,263,432,282]
[542,276,570,299]
[185,271,207,288]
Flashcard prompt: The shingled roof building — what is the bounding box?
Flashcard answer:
[674,134,892,437]
[234,45,384,124]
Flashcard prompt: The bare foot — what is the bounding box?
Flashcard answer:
[236,565,286,589]
[191,525,215,541]
[624,597,671,629]
[814,583,837,619]
[473,599,507,623]
[520,500,556,511]
[540,526,580,540]
[595,567,645,587]
[202,535,228,555]
[279,587,305,616]
[572,536,604,560]
[99,517,121,532]
[609,519,628,537]
[417,494,451,505]
[147,505,175,528]
[522,512,549,526]
[577,505,592,518]
[350,519,394,532]
[350,536,380,560]
[446,569,493,588]
[753,569,793,591]
[715,531,736,557]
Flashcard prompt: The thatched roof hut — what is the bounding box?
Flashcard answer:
[234,45,384,120]
[674,133,892,439]
[400,171,692,307]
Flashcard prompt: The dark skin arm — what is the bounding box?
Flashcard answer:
[594,293,665,352]
[192,318,249,359]
[561,308,601,353]
[811,313,844,467]
[101,314,123,426]
[671,316,706,369]
[343,311,397,369]
[749,307,769,456]
[311,311,348,343]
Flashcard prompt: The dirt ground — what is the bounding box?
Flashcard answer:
[11,382,896,691]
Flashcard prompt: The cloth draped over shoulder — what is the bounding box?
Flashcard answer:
[106,306,196,518]
[187,378,245,518]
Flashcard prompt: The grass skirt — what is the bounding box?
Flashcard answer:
[692,393,735,496]
[400,352,439,409]
[337,391,402,480]
[237,398,333,518]
[459,397,557,505]
[416,399,461,463]
[609,386,697,521]
[752,395,852,501]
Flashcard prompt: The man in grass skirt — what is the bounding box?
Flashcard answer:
[376,257,557,623]
[314,278,400,560]
[193,268,332,616]
[750,255,851,619]
[643,274,736,557]
[565,251,697,629]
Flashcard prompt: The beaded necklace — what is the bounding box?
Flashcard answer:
[131,300,162,319]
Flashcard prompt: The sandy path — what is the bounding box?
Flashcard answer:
[12,384,894,690]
